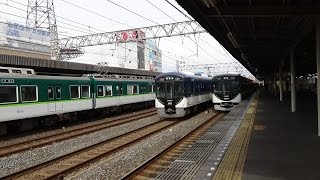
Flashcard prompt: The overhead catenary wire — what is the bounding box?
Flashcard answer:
[57,0,133,29]
[146,0,226,64]
[1,0,199,71]
[163,0,255,78]
[106,0,205,65]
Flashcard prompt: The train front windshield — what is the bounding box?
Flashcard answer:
[213,78,240,98]
[156,81,184,99]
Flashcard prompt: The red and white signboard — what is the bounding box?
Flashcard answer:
[116,30,145,43]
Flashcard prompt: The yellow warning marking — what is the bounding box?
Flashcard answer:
[254,125,266,131]
[246,108,254,114]
[213,95,259,180]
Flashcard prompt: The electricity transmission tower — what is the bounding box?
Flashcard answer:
[26,0,59,60]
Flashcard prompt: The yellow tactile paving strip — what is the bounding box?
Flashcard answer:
[213,95,259,180]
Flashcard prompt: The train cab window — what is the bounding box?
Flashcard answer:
[156,83,166,98]
[70,85,80,99]
[81,85,90,98]
[97,85,105,97]
[21,85,38,102]
[0,86,18,104]
[55,86,61,99]
[174,82,184,97]
[48,86,54,100]
[106,85,112,96]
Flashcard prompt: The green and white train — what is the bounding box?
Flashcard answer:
[0,66,155,135]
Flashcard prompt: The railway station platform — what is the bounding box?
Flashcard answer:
[210,89,320,180]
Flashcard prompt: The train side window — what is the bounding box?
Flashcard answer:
[0,86,18,104]
[81,85,90,98]
[97,85,105,97]
[55,86,61,99]
[106,85,112,96]
[21,85,38,102]
[127,85,133,95]
[152,85,155,92]
[133,85,139,94]
[26,70,33,74]
[141,86,146,94]
[116,85,123,95]
[48,86,54,100]
[70,85,80,99]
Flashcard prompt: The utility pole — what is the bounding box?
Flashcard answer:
[27,0,58,60]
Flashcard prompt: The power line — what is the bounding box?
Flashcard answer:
[164,0,193,20]
[145,0,221,64]
[57,0,133,29]
[105,0,204,65]
[106,0,158,25]
[3,1,103,35]
[1,0,188,71]
[145,0,176,23]
[9,0,105,33]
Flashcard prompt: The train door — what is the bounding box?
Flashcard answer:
[47,86,63,112]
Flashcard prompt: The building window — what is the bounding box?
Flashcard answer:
[48,86,54,100]
[70,85,80,99]
[55,86,61,99]
[97,85,105,97]
[106,85,112,96]
[0,86,18,104]
[21,85,38,102]
[81,85,90,98]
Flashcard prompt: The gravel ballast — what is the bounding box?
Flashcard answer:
[0,115,160,178]
[65,110,215,180]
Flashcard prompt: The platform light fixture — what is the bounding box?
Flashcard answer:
[227,32,239,49]
[201,0,215,8]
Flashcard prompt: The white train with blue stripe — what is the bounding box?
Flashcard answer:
[155,72,212,118]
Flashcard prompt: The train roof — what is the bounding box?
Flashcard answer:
[0,73,154,82]
[155,72,212,81]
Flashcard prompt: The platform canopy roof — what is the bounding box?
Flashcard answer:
[175,0,320,79]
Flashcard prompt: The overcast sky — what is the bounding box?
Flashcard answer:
[0,0,254,77]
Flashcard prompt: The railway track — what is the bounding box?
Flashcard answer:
[3,119,179,180]
[122,112,225,179]
[0,108,157,158]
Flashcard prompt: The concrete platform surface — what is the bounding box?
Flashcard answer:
[243,90,320,180]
